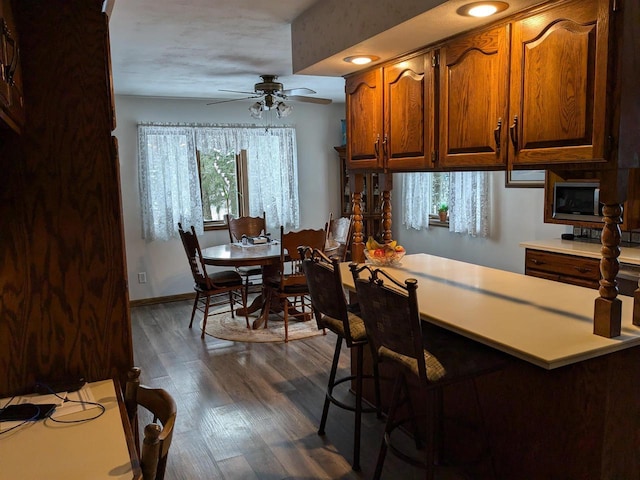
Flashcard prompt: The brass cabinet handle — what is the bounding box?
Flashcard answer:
[2,20,18,86]
[509,115,519,151]
[531,258,543,265]
[382,134,388,159]
[494,118,502,153]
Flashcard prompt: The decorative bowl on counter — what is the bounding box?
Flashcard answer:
[363,248,406,266]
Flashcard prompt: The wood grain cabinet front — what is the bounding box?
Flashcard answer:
[0,0,24,133]
[439,25,510,169]
[525,249,601,289]
[346,52,436,171]
[508,0,611,168]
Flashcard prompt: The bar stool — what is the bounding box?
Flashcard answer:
[300,247,381,471]
[350,263,509,479]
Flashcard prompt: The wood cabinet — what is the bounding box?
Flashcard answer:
[439,25,510,169]
[0,0,24,133]
[525,249,601,289]
[346,52,435,171]
[508,0,611,168]
[335,146,382,240]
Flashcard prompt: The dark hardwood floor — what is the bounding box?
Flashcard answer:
[131,299,471,480]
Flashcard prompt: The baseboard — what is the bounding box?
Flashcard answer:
[130,292,195,308]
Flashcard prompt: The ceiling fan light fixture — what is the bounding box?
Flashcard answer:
[249,102,263,119]
[457,1,509,17]
[276,102,293,118]
[343,55,380,66]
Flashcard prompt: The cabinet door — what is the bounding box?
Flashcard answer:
[384,52,435,171]
[439,25,510,169]
[346,68,383,170]
[509,0,610,167]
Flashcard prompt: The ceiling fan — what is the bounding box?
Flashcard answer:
[207,75,332,118]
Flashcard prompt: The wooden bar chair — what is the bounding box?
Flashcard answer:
[262,226,326,342]
[300,246,381,471]
[178,223,248,337]
[225,212,267,293]
[324,213,353,262]
[349,263,509,480]
[125,367,177,480]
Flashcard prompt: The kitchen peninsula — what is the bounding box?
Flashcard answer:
[341,254,640,478]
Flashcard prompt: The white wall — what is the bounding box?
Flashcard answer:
[115,95,569,302]
[393,172,571,273]
[114,96,346,301]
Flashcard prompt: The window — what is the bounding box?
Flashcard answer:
[198,150,248,224]
[138,123,299,241]
[401,171,489,236]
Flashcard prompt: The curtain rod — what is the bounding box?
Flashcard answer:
[137,122,295,129]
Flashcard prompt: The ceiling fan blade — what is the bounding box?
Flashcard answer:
[282,87,316,96]
[206,96,259,105]
[219,89,259,95]
[287,95,333,105]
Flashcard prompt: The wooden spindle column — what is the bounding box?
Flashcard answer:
[594,203,622,337]
[350,173,365,263]
[379,173,393,244]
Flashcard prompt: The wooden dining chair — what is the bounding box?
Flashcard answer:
[178,223,248,337]
[125,367,177,480]
[262,225,326,342]
[300,246,381,471]
[349,263,508,480]
[324,213,353,262]
[225,212,267,293]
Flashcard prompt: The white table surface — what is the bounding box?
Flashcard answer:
[0,379,137,480]
[341,253,640,370]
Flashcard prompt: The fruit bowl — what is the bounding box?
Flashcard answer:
[363,248,406,266]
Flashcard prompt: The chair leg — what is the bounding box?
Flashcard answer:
[353,344,364,471]
[241,288,250,329]
[189,291,200,328]
[228,291,235,318]
[201,295,211,339]
[283,297,289,342]
[375,372,404,480]
[319,335,343,436]
[372,353,383,419]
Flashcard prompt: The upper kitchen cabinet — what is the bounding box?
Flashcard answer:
[0,0,24,133]
[439,25,510,170]
[508,0,610,169]
[346,52,435,171]
[346,68,383,170]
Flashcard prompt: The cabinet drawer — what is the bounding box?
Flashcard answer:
[525,249,600,281]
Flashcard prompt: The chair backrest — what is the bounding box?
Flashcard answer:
[300,247,356,344]
[278,226,326,286]
[225,212,266,242]
[177,223,210,289]
[125,368,177,480]
[349,263,428,383]
[325,213,353,262]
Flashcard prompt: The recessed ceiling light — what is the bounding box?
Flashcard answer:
[343,55,380,65]
[457,1,509,17]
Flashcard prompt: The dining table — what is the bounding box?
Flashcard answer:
[201,242,284,329]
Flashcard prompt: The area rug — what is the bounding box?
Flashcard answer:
[202,309,324,343]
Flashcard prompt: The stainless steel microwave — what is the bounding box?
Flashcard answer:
[552,182,603,222]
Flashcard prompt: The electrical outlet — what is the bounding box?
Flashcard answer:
[138,272,147,284]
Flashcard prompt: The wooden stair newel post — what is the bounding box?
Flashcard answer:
[350,172,365,263]
[594,203,622,337]
[380,173,393,244]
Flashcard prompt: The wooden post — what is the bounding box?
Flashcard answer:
[594,203,622,337]
[379,173,393,244]
[350,173,365,263]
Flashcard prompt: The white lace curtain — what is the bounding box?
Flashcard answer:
[138,123,299,241]
[402,171,489,237]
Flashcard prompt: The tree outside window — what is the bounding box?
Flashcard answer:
[198,150,239,222]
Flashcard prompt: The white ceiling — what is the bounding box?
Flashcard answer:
[108,0,545,105]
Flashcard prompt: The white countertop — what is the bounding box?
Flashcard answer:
[520,238,640,265]
[341,254,640,370]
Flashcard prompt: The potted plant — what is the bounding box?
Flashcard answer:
[437,203,448,222]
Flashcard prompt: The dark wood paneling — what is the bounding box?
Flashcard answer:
[0,0,132,396]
